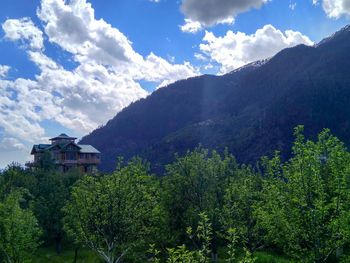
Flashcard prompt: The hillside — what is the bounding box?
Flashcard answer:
[81,25,350,172]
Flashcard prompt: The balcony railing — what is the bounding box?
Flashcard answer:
[28,157,101,167]
[78,158,101,164]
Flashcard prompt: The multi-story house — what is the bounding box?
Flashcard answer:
[29,133,101,173]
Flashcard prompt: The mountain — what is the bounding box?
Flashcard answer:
[81,25,350,172]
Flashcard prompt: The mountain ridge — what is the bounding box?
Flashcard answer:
[81,25,350,172]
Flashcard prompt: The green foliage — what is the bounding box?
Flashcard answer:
[0,164,36,199]
[3,126,350,262]
[30,247,101,263]
[163,148,238,245]
[240,248,257,263]
[225,228,239,263]
[253,251,292,263]
[37,151,56,171]
[32,169,81,252]
[63,158,164,263]
[148,244,161,263]
[166,245,197,263]
[255,126,350,262]
[221,166,262,250]
[0,190,42,263]
[165,212,212,263]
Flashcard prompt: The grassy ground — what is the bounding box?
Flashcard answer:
[30,247,102,263]
[255,251,293,263]
[30,247,292,263]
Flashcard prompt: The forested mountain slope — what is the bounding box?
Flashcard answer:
[81,25,350,172]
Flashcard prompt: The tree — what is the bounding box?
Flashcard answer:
[33,169,81,254]
[158,212,212,263]
[0,164,36,200]
[163,148,238,250]
[221,165,262,251]
[0,190,41,263]
[63,158,164,263]
[255,126,350,262]
[152,213,257,263]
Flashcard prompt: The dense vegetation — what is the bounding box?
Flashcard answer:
[1,126,350,262]
[81,26,350,172]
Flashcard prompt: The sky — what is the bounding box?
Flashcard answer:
[0,0,349,168]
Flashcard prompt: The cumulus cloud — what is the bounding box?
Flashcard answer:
[180,17,234,33]
[317,0,350,18]
[0,0,198,155]
[199,24,314,74]
[180,19,203,33]
[2,18,44,50]
[36,0,198,83]
[0,65,10,78]
[180,0,268,32]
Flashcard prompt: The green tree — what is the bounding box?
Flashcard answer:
[221,165,262,251]
[0,164,36,199]
[256,126,350,262]
[0,190,42,263]
[163,212,212,263]
[157,213,256,263]
[163,148,238,251]
[33,169,81,254]
[63,158,164,263]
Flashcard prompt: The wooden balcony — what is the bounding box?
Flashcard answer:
[59,160,78,164]
[78,158,101,165]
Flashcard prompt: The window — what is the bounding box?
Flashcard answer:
[66,152,77,160]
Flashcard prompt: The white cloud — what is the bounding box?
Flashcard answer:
[2,18,44,50]
[36,0,198,82]
[289,2,297,10]
[0,65,10,78]
[181,17,234,34]
[143,53,197,84]
[194,53,208,61]
[180,0,268,32]
[199,24,314,74]
[0,0,198,161]
[318,0,350,18]
[0,137,25,151]
[180,19,203,33]
[203,63,214,70]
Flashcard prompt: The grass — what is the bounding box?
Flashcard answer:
[255,251,293,263]
[216,246,293,263]
[30,247,293,263]
[30,247,102,263]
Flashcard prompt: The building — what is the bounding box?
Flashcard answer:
[29,133,101,173]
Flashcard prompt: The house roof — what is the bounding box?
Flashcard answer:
[31,141,100,155]
[48,141,81,151]
[49,133,77,141]
[78,144,101,154]
[31,144,51,154]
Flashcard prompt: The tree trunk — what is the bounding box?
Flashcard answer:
[55,234,62,254]
[73,247,78,263]
[211,238,218,262]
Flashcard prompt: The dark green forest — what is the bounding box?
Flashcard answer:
[1,126,350,263]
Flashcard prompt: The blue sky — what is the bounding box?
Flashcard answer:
[0,0,349,167]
